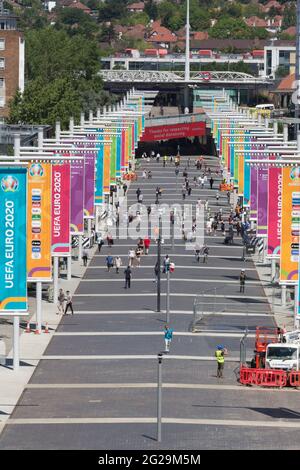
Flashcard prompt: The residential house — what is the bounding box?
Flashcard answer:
[114,23,146,41]
[59,0,91,14]
[261,0,284,13]
[0,10,24,120]
[126,2,145,13]
[244,16,268,28]
[147,20,177,50]
[272,72,296,109]
[282,26,296,37]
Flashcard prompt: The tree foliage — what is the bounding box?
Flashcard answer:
[8,28,109,128]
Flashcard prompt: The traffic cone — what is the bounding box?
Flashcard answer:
[25,321,31,333]
[34,326,41,335]
[44,323,50,334]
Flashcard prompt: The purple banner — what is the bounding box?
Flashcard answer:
[250,151,257,220]
[257,166,268,236]
[70,159,85,235]
[84,136,95,218]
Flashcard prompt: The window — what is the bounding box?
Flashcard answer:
[279,50,290,66]
[266,50,272,76]
[0,78,4,88]
[0,39,5,50]
[0,58,5,69]
[0,96,4,107]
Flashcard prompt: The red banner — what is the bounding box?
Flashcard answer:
[140,121,206,142]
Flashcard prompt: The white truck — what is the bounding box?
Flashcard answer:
[265,330,300,371]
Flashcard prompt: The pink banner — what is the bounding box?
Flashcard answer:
[51,163,71,255]
[267,167,282,257]
[140,122,206,142]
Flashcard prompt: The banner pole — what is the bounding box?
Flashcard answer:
[13,316,20,371]
[53,256,59,306]
[36,281,42,334]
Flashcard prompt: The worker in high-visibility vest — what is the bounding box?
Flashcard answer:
[215,345,227,378]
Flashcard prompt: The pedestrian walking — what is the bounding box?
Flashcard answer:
[195,245,201,263]
[175,168,179,177]
[188,186,192,196]
[97,234,104,253]
[154,261,160,283]
[114,256,122,274]
[215,191,220,205]
[163,155,167,167]
[142,169,147,179]
[163,254,170,273]
[202,244,209,263]
[215,344,227,378]
[128,249,135,267]
[57,288,65,315]
[82,248,88,267]
[210,176,214,189]
[187,157,191,167]
[107,233,114,246]
[124,266,132,289]
[64,290,74,315]
[164,325,173,353]
[220,220,225,236]
[135,247,142,267]
[136,187,141,201]
[240,269,246,293]
[123,183,128,196]
[106,254,114,272]
[138,193,143,204]
[156,152,160,163]
[144,237,150,255]
[227,191,230,204]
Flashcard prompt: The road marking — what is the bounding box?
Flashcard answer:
[86,266,257,271]
[67,310,274,317]
[73,293,268,300]
[40,355,241,362]
[54,331,256,338]
[79,278,264,286]
[4,417,300,428]
[94,254,244,259]
[24,383,298,393]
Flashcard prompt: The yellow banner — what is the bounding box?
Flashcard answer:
[27,162,52,281]
[280,167,300,284]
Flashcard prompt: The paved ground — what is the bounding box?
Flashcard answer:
[1,155,300,450]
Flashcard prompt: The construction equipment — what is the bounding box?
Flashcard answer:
[240,327,300,388]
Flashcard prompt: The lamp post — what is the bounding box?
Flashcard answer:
[156,215,162,313]
[157,353,163,442]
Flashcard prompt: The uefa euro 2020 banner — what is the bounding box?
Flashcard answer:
[27,162,52,282]
[280,166,300,284]
[0,168,28,313]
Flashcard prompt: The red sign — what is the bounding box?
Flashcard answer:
[141,121,206,142]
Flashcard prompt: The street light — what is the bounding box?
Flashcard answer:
[154,214,162,312]
[157,353,163,442]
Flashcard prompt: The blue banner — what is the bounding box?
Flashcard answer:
[0,167,27,312]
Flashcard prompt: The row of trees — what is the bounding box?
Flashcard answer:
[9,28,113,128]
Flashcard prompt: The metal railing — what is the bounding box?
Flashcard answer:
[99,70,273,84]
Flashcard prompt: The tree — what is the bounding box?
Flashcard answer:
[144,0,158,20]
[209,16,251,39]
[8,28,107,129]
[98,0,129,21]
[282,4,296,30]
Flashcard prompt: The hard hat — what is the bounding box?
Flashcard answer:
[217,344,224,350]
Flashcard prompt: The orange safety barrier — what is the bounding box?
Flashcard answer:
[289,371,300,387]
[240,367,287,387]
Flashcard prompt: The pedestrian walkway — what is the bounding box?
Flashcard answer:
[1,155,299,450]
